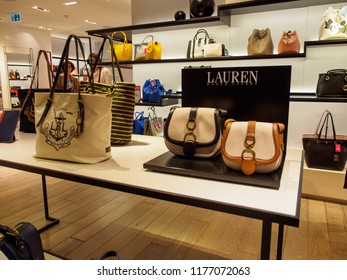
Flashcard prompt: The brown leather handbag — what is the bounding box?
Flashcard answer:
[278,30,300,54]
[221,119,285,175]
[247,28,274,55]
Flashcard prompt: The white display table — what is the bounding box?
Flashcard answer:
[0,133,303,260]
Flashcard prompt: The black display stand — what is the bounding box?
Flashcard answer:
[144,66,291,188]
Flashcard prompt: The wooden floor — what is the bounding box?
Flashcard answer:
[1,166,347,260]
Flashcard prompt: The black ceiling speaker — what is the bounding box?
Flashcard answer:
[190,0,215,18]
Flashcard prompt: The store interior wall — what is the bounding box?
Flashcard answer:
[0,23,52,109]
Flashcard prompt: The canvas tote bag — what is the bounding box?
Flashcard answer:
[79,35,136,145]
[35,35,112,163]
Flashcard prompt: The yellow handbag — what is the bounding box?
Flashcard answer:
[146,41,162,60]
[111,31,132,61]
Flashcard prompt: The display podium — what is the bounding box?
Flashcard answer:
[144,66,291,189]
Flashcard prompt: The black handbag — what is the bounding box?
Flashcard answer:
[302,110,347,171]
[18,50,54,133]
[316,69,347,97]
[0,222,45,260]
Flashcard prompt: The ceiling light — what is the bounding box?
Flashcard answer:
[38,26,52,31]
[32,6,50,12]
[84,19,96,25]
[63,2,78,6]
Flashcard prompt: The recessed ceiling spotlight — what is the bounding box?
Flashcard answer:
[63,2,78,6]
[32,6,50,12]
[38,26,52,31]
[84,19,96,25]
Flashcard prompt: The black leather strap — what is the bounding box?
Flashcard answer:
[98,250,120,260]
[183,107,198,157]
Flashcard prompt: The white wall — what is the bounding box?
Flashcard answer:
[131,1,347,149]
[0,23,52,109]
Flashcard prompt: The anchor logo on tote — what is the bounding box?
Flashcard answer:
[39,108,78,151]
[24,102,35,123]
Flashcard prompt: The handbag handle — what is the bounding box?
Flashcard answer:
[194,29,210,41]
[327,69,347,75]
[36,34,92,135]
[141,35,154,44]
[21,50,53,111]
[315,110,337,141]
[111,31,128,44]
[91,35,124,83]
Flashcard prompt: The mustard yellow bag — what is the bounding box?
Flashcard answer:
[111,31,132,61]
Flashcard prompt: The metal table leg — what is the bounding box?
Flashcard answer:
[39,175,59,233]
[260,220,272,259]
[276,224,284,260]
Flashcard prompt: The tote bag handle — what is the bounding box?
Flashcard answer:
[21,50,53,111]
[90,35,124,83]
[36,34,93,134]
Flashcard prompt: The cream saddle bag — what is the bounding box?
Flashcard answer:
[221,119,285,175]
[164,107,226,158]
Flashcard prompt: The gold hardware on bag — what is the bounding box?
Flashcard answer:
[334,154,339,161]
[325,76,330,81]
[184,119,197,142]
[242,148,255,161]
[184,131,196,142]
[244,135,256,149]
[344,85,347,92]
[186,119,196,131]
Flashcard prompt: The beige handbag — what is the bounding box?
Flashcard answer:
[221,119,285,175]
[319,6,347,40]
[164,107,226,158]
[203,43,225,57]
[247,28,274,55]
[35,35,112,164]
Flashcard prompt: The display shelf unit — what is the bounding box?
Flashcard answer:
[87,0,347,100]
[4,47,34,109]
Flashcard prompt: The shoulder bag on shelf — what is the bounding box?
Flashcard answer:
[79,35,136,145]
[142,79,165,103]
[111,31,132,61]
[0,222,45,260]
[247,28,274,56]
[302,110,347,171]
[278,30,300,54]
[146,40,162,60]
[203,43,226,57]
[35,34,113,163]
[319,6,347,40]
[134,35,153,61]
[316,69,347,97]
[187,29,215,58]
[18,50,54,133]
[221,119,285,175]
[164,107,227,158]
[135,34,162,60]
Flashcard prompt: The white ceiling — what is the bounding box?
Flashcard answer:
[0,0,132,40]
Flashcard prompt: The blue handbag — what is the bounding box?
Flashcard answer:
[132,111,147,134]
[142,79,164,103]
